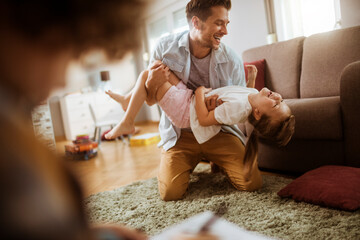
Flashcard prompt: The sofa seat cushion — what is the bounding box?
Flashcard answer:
[285,96,342,140]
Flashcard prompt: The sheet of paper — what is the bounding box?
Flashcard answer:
[151,211,272,240]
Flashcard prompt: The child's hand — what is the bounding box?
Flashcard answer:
[205,95,223,111]
[195,86,212,94]
[246,65,257,80]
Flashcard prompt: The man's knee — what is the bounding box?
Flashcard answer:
[232,175,263,192]
[158,178,187,201]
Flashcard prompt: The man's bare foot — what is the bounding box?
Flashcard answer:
[105,90,129,111]
[105,121,135,140]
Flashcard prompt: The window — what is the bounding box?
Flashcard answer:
[145,6,189,55]
[148,17,170,54]
[173,8,189,34]
[274,0,342,41]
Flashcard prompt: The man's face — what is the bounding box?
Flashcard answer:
[197,6,229,50]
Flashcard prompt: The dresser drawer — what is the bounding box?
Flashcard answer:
[68,108,92,123]
[61,92,125,140]
[64,94,93,111]
[97,106,123,119]
[69,121,94,139]
[94,93,114,105]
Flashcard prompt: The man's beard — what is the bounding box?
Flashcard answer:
[200,34,218,50]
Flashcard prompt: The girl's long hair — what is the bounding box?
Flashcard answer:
[243,113,296,166]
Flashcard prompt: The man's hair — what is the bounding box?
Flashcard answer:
[186,0,231,23]
[0,0,146,60]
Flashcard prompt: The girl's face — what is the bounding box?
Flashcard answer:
[251,88,290,122]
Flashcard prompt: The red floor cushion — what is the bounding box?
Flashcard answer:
[277,165,360,211]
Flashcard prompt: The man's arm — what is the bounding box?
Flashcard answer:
[195,86,220,126]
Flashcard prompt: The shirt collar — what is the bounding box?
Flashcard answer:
[178,31,190,51]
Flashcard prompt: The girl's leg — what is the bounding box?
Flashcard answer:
[105,70,150,139]
[105,69,181,139]
[155,71,180,102]
[145,69,181,105]
[105,64,180,110]
[105,90,131,111]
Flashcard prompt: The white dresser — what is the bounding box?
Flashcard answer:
[60,92,124,140]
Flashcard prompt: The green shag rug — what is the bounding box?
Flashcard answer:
[85,164,360,240]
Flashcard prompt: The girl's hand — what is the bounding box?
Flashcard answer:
[245,65,257,88]
[205,95,223,111]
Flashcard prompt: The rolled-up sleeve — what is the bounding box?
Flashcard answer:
[148,40,163,67]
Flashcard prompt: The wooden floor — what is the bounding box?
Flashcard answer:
[56,122,162,197]
[56,121,293,197]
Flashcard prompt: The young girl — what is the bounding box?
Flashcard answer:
[105,61,295,152]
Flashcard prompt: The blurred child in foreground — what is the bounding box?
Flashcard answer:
[0,0,147,239]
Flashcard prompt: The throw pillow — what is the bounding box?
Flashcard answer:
[277,165,360,211]
[244,59,265,91]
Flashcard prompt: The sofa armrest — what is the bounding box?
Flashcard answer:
[340,61,360,167]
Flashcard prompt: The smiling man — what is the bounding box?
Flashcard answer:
[148,0,263,201]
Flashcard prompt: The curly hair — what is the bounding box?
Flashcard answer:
[0,0,146,60]
[186,0,231,23]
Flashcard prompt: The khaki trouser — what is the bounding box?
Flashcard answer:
[157,131,263,201]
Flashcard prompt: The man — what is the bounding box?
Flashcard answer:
[146,0,263,201]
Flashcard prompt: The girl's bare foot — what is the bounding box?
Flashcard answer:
[105,90,129,111]
[105,120,135,140]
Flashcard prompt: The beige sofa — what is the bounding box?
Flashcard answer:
[242,26,360,174]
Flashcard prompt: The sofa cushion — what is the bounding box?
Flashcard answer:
[244,59,265,91]
[242,37,305,99]
[300,26,360,98]
[277,165,360,211]
[285,96,342,140]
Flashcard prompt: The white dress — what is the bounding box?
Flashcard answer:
[190,86,258,144]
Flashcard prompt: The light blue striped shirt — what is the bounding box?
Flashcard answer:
[149,31,247,150]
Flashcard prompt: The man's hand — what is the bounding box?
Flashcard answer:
[150,60,163,70]
[205,94,223,111]
[145,62,170,105]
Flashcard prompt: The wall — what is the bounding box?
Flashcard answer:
[222,0,268,57]
[340,0,360,28]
